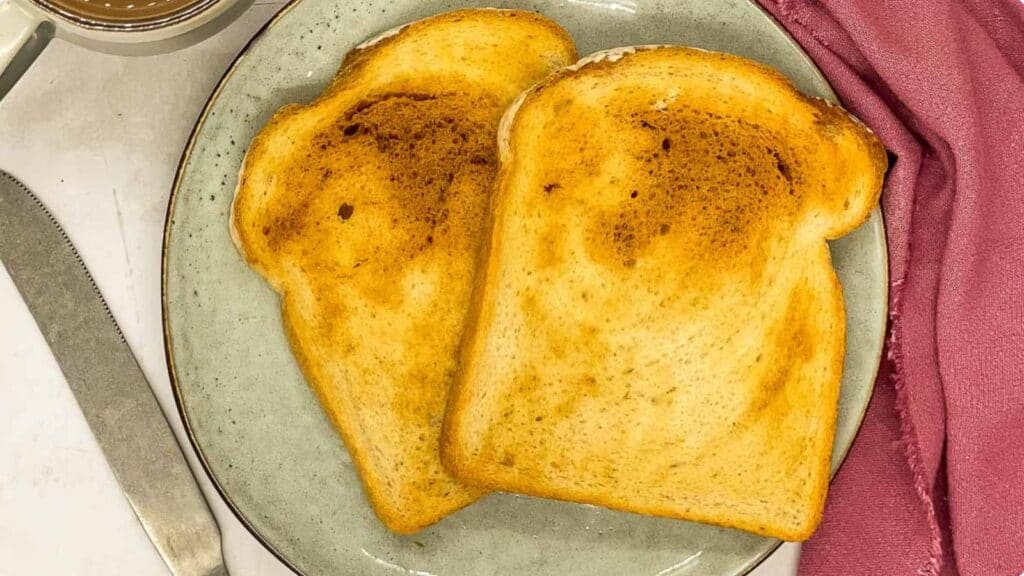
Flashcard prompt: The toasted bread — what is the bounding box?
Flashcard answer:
[442,46,886,541]
[230,9,576,533]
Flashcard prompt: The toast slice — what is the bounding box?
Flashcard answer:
[230,9,576,533]
[442,46,886,540]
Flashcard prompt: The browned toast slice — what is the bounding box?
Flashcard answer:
[442,46,885,540]
[231,9,577,533]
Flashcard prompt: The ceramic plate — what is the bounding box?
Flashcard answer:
[163,1,887,574]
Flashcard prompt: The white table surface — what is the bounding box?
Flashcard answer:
[0,4,800,575]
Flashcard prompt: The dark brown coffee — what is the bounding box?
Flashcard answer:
[37,0,214,27]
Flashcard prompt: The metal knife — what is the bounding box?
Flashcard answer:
[0,170,229,576]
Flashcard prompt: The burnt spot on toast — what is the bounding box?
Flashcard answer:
[264,91,500,306]
[569,103,803,282]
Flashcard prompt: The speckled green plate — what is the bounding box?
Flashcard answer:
[162,1,887,574]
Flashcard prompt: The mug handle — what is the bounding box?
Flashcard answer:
[0,0,53,100]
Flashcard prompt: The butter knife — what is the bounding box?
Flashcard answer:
[0,170,229,576]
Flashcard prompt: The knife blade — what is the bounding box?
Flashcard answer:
[0,171,229,576]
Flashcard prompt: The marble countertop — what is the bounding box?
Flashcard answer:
[0,4,799,574]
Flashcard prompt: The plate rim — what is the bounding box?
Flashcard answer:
[160,1,889,575]
[161,0,308,573]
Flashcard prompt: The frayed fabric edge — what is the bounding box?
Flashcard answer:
[888,279,944,576]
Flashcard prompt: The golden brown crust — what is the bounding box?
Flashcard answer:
[232,8,576,534]
[444,45,885,541]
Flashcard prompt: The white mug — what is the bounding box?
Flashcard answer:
[0,0,250,98]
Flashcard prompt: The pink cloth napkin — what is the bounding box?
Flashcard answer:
[754,0,1024,574]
